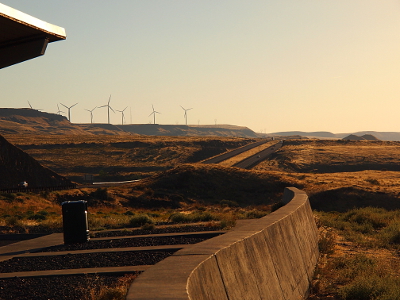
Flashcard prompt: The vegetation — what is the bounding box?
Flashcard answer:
[82,274,138,300]
[310,208,400,299]
[4,136,400,299]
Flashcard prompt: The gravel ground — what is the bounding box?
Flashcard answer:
[0,228,221,299]
[39,234,220,252]
[0,273,140,300]
[93,225,222,238]
[0,250,176,273]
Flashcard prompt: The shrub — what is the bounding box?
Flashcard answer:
[242,210,268,219]
[220,215,237,229]
[5,216,22,227]
[169,211,219,223]
[129,214,154,227]
[141,223,156,231]
[169,213,191,223]
[318,229,335,255]
[339,275,400,300]
[90,188,112,201]
[365,178,380,185]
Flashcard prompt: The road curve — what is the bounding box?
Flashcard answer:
[201,140,273,164]
[232,141,283,169]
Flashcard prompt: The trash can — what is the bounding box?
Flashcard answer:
[62,200,89,244]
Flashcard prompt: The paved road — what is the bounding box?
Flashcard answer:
[232,141,283,169]
[202,139,273,164]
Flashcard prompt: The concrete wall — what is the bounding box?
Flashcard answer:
[127,187,319,300]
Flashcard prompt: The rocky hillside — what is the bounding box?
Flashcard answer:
[0,134,72,189]
[0,109,259,138]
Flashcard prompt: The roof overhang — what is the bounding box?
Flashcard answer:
[0,3,66,69]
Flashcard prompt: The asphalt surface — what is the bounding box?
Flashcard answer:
[232,140,283,169]
[201,139,272,164]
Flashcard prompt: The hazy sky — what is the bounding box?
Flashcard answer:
[1,1,400,133]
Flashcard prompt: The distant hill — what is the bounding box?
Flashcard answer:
[271,131,338,139]
[360,134,379,141]
[0,134,72,188]
[271,131,398,141]
[118,124,259,137]
[342,134,365,141]
[0,108,259,138]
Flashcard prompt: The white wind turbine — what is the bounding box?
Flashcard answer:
[116,106,128,125]
[56,104,65,115]
[149,105,160,124]
[180,105,193,125]
[27,101,42,111]
[60,102,78,122]
[85,106,97,124]
[98,95,114,124]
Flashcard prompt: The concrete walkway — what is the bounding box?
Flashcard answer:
[0,229,226,279]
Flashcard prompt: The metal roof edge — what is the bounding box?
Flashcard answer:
[0,3,66,40]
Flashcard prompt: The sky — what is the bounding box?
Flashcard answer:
[1,1,400,134]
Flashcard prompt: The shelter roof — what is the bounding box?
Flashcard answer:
[0,3,66,69]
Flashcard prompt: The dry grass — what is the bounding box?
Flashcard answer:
[6,135,256,182]
[254,139,400,173]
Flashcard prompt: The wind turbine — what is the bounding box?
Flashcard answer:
[27,101,42,111]
[180,105,192,125]
[116,106,128,125]
[85,106,97,124]
[99,95,114,124]
[56,104,65,115]
[60,102,78,122]
[149,105,160,124]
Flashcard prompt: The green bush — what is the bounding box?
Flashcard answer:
[5,216,22,227]
[169,211,219,223]
[90,188,111,200]
[339,275,400,300]
[169,213,190,223]
[318,230,335,255]
[141,223,156,231]
[129,214,154,227]
[242,210,268,219]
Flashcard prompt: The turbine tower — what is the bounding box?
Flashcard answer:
[99,95,114,124]
[180,105,192,125]
[149,105,160,124]
[116,106,128,125]
[85,106,97,124]
[60,102,78,122]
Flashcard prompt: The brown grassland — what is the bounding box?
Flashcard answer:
[2,136,400,299]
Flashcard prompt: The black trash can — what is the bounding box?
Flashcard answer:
[62,200,90,244]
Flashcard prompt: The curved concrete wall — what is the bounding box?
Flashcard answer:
[127,187,319,300]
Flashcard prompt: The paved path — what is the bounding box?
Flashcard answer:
[202,140,272,164]
[233,140,283,169]
[0,230,225,279]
